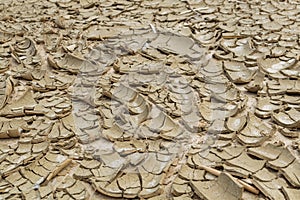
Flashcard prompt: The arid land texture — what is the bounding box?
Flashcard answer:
[0,0,299,199]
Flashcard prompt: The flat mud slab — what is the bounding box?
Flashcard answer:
[0,0,299,199]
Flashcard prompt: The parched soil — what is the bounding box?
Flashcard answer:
[0,0,299,199]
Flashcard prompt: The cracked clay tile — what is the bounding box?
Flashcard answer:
[202,58,223,74]
[92,178,123,198]
[0,118,26,138]
[222,164,252,179]
[281,159,300,187]
[15,141,32,154]
[237,113,275,146]
[113,141,137,156]
[255,97,281,118]
[282,187,300,200]
[253,168,277,182]
[226,152,266,173]
[90,165,118,183]
[117,173,141,198]
[195,30,220,46]
[0,30,13,43]
[20,167,42,184]
[226,114,247,132]
[226,39,254,57]
[279,128,300,138]
[80,159,101,169]
[173,194,193,200]
[73,166,93,180]
[191,172,243,200]
[223,60,255,84]
[199,101,239,122]
[5,170,26,187]
[258,58,297,74]
[253,178,287,200]
[281,69,300,78]
[56,175,76,191]
[0,89,37,117]
[248,143,283,161]
[12,37,37,61]
[139,186,162,199]
[0,75,13,109]
[50,53,98,74]
[212,85,241,102]
[171,182,193,197]
[85,27,121,40]
[272,109,300,128]
[237,132,269,147]
[209,119,230,134]
[139,166,164,190]
[0,59,9,73]
[98,152,126,169]
[191,151,222,168]
[267,148,295,170]
[66,180,89,199]
[286,108,300,122]
[262,21,283,31]
[210,145,244,161]
[102,124,124,142]
[39,185,52,199]
[178,164,205,181]
[141,153,170,175]
[29,164,51,178]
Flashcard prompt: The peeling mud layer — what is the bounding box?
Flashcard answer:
[0,0,300,200]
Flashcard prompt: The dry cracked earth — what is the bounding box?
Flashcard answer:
[0,0,300,199]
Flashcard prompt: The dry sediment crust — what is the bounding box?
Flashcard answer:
[0,0,300,199]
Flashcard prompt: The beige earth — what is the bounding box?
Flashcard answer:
[0,0,300,199]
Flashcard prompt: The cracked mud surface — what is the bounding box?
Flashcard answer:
[0,0,300,199]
